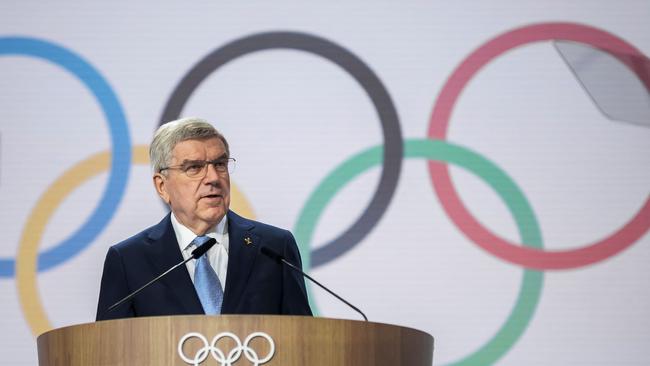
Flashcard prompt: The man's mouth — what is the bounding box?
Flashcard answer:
[202,193,222,200]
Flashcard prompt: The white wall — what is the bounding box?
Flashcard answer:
[1,1,649,364]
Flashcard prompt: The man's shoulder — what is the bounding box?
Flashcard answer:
[111,214,171,253]
[228,210,292,238]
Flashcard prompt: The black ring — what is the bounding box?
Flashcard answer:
[159,31,403,268]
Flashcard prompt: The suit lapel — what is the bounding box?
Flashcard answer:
[146,213,204,314]
[222,210,260,312]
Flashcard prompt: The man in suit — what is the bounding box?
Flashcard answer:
[96,117,312,320]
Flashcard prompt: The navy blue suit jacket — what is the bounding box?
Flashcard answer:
[96,210,312,320]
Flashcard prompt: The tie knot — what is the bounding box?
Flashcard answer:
[193,235,213,248]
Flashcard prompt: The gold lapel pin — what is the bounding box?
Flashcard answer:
[244,237,253,245]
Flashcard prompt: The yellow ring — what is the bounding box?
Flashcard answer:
[16,145,255,335]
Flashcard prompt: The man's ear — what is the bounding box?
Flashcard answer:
[153,173,171,204]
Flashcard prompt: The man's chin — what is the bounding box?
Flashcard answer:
[199,207,227,222]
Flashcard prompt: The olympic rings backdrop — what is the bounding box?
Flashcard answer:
[1,1,649,365]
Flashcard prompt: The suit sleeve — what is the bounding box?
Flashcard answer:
[281,231,313,316]
[96,246,136,320]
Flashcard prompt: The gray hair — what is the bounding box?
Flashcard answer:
[150,117,230,173]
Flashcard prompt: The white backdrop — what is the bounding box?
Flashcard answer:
[1,1,649,364]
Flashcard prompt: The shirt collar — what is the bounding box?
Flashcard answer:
[171,212,228,252]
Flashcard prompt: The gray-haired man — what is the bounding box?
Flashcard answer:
[96,117,312,320]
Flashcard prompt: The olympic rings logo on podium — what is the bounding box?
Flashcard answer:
[178,331,275,366]
[1,21,649,366]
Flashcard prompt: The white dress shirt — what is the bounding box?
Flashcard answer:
[170,213,229,289]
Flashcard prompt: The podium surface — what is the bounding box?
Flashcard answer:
[37,315,433,365]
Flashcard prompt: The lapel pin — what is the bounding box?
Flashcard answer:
[244,237,253,245]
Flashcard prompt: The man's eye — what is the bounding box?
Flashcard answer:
[184,163,204,173]
[214,161,227,168]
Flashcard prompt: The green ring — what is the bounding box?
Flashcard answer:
[294,138,544,365]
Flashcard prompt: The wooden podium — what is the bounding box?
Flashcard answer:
[37,315,433,365]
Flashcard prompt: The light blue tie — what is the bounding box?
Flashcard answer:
[192,235,224,315]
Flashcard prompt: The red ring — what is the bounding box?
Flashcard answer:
[427,22,650,270]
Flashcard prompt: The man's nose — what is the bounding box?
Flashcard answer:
[203,163,221,183]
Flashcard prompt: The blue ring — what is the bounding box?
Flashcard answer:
[0,37,131,276]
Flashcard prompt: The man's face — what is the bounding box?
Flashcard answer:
[154,137,231,235]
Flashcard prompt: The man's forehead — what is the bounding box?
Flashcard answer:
[171,137,227,160]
